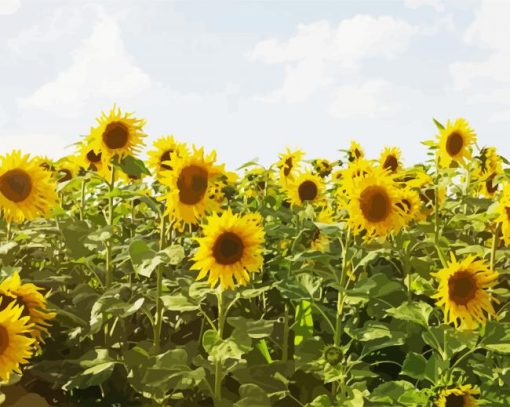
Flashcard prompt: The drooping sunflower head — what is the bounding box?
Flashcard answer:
[379,147,402,174]
[0,300,34,382]
[475,147,503,198]
[161,147,227,229]
[242,167,274,198]
[0,151,58,224]
[348,140,365,162]
[55,157,80,183]
[89,106,146,160]
[0,272,56,344]
[312,159,333,178]
[345,167,404,239]
[435,384,479,407]
[147,135,188,178]
[396,188,422,224]
[432,253,498,330]
[277,148,304,183]
[496,184,510,245]
[438,118,476,168]
[191,209,265,290]
[310,206,334,252]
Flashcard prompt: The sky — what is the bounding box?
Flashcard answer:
[0,0,509,169]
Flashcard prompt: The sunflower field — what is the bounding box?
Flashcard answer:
[0,108,509,407]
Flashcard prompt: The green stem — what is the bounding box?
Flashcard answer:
[490,224,499,272]
[105,166,116,288]
[214,290,225,405]
[154,214,167,354]
[6,221,12,241]
[79,178,87,221]
[282,303,290,361]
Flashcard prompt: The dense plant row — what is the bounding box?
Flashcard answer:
[0,108,508,406]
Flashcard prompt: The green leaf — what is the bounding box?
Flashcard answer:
[294,300,314,346]
[433,118,445,130]
[129,239,156,266]
[386,301,433,328]
[235,384,271,407]
[138,255,165,278]
[424,353,448,384]
[227,317,275,339]
[161,294,199,312]
[119,155,151,178]
[160,245,185,265]
[0,241,17,255]
[481,322,510,354]
[370,380,414,404]
[401,352,427,380]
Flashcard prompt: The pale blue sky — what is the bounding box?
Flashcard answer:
[0,0,509,168]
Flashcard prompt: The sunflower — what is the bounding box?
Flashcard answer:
[286,172,324,207]
[311,207,334,252]
[345,167,404,239]
[0,300,34,382]
[475,147,503,198]
[437,118,476,168]
[0,272,56,344]
[277,148,304,183]
[312,159,333,178]
[432,253,498,329]
[496,184,510,245]
[161,147,227,229]
[88,106,146,160]
[337,159,375,195]
[55,157,80,183]
[147,135,188,178]
[435,384,479,407]
[0,151,58,224]
[191,209,265,290]
[396,188,422,224]
[348,140,365,162]
[78,141,106,174]
[242,167,274,198]
[379,147,402,173]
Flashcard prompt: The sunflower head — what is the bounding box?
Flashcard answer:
[432,253,498,330]
[310,206,334,252]
[475,147,503,198]
[438,118,476,168]
[0,272,56,345]
[55,157,80,183]
[379,147,402,173]
[0,151,58,223]
[0,300,34,382]
[191,209,265,290]
[396,188,422,224]
[348,140,365,162]
[435,384,479,407]
[161,147,228,229]
[345,167,404,239]
[323,345,343,366]
[312,159,333,178]
[147,135,188,178]
[277,148,304,183]
[89,106,146,161]
[285,172,324,207]
[496,184,510,245]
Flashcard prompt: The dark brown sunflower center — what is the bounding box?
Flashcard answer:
[383,155,399,172]
[448,271,477,305]
[505,207,510,222]
[0,169,33,203]
[177,165,208,205]
[58,169,73,183]
[486,174,497,194]
[160,150,174,170]
[298,180,318,202]
[0,325,8,355]
[420,188,435,206]
[87,150,102,163]
[213,232,244,265]
[446,132,464,156]
[360,186,391,222]
[283,158,293,177]
[0,294,30,318]
[445,394,465,407]
[102,122,129,149]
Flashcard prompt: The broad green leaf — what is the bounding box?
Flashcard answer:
[401,352,427,380]
[294,300,314,346]
[386,301,433,328]
[161,294,199,312]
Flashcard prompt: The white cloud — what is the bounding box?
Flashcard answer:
[0,0,20,15]
[450,1,510,121]
[329,79,400,119]
[404,0,445,12]
[19,11,151,116]
[250,16,418,104]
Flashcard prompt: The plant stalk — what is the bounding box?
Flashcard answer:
[105,166,116,288]
[154,214,167,354]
